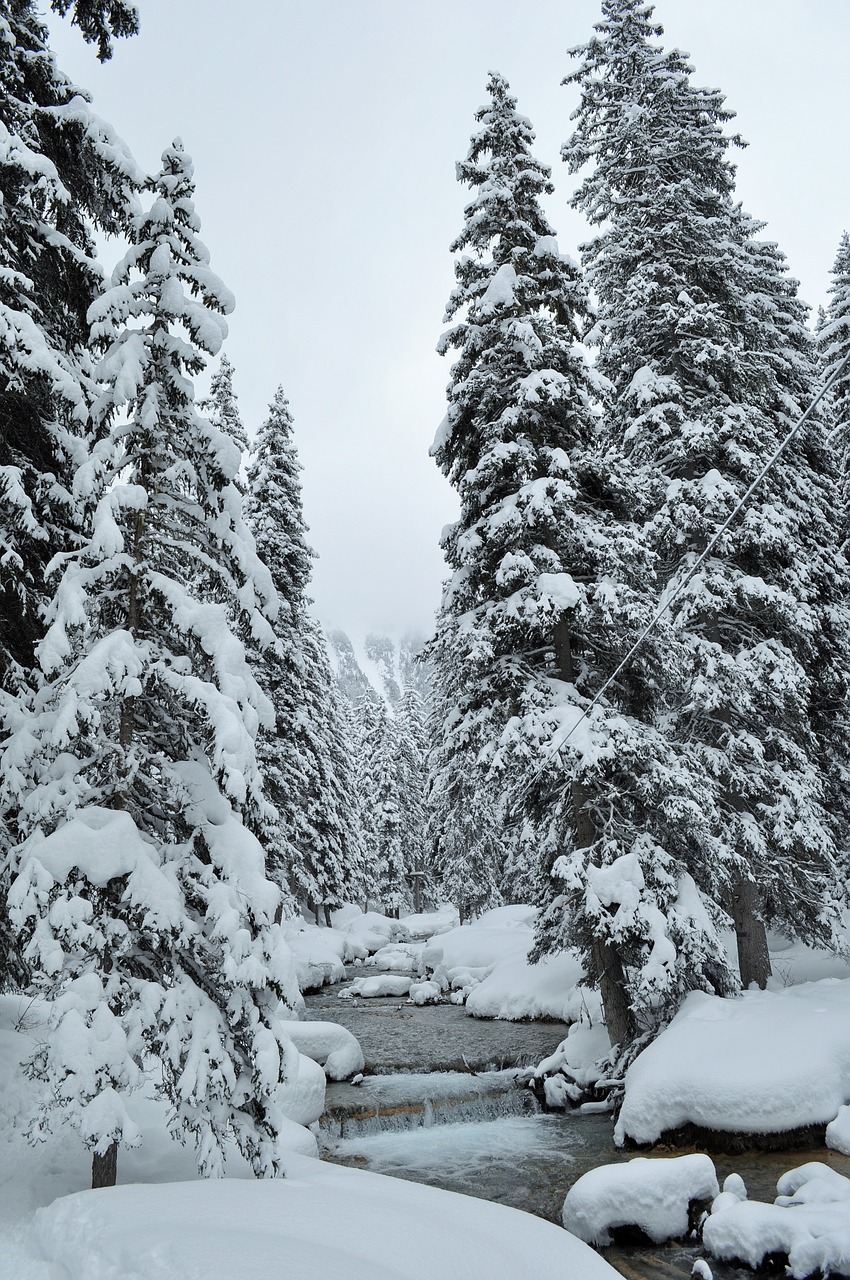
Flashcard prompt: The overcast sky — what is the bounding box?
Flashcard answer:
[45,1,850,637]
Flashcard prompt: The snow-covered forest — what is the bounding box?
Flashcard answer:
[2,1,850,1277]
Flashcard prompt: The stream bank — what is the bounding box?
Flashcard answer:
[305,981,850,1279]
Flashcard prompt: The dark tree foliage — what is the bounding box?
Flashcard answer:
[50,0,138,61]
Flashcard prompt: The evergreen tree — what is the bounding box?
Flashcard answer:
[0,0,141,988]
[246,388,363,920]
[819,231,850,550]
[1,141,299,1188]
[201,353,248,465]
[396,688,429,911]
[563,0,850,988]
[432,70,732,1045]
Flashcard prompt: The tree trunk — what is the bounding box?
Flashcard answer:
[323,904,332,928]
[554,612,632,1048]
[91,1140,118,1189]
[729,874,771,989]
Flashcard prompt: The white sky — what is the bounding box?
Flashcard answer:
[44,1,850,636]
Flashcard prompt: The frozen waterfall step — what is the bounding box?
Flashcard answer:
[320,1069,540,1139]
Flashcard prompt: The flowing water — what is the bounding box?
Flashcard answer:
[306,981,850,1279]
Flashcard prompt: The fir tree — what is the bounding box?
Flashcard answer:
[1,141,299,1189]
[200,353,248,467]
[396,688,429,911]
[819,231,850,551]
[563,0,850,988]
[246,388,363,920]
[0,0,140,989]
[432,70,732,1045]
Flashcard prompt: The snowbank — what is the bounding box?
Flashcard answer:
[29,1158,620,1280]
[284,923,347,991]
[339,974,412,1000]
[615,978,850,1145]
[466,950,599,1023]
[562,1154,718,1245]
[365,942,425,973]
[340,910,410,961]
[286,1021,364,1081]
[703,1162,850,1279]
[400,906,459,940]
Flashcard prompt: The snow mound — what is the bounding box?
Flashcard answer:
[703,1162,850,1279]
[400,906,459,940]
[31,1157,620,1280]
[616,979,850,1145]
[284,924,347,991]
[466,949,599,1023]
[827,1106,850,1156]
[341,911,410,961]
[278,1050,326,1126]
[338,975,412,1000]
[365,942,424,974]
[286,1022,364,1081]
[408,980,443,1005]
[562,1154,718,1245]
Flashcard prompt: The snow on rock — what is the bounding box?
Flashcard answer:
[400,906,459,940]
[338,974,413,1000]
[278,1050,326,1126]
[30,1156,620,1280]
[466,949,599,1023]
[286,1021,364,1081]
[283,923,347,992]
[365,942,424,974]
[827,1105,850,1156]
[340,911,409,962]
[615,979,850,1145]
[535,1021,612,1103]
[562,1154,719,1246]
[408,980,443,1005]
[423,908,535,979]
[703,1162,850,1279]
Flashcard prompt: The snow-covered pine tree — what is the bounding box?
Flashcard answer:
[432,70,733,1045]
[820,231,850,550]
[0,0,141,989]
[396,688,429,911]
[1,140,300,1189]
[245,389,364,920]
[49,0,138,61]
[564,0,850,987]
[200,353,248,469]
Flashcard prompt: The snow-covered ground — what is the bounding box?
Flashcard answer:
[0,992,618,1279]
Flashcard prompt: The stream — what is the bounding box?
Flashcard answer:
[306,980,850,1280]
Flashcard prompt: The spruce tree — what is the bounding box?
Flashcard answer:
[201,353,248,467]
[1,141,299,1188]
[396,688,429,911]
[820,231,850,551]
[0,0,141,989]
[432,71,732,1045]
[246,388,363,921]
[564,0,850,986]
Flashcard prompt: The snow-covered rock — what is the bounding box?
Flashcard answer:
[827,1105,850,1156]
[340,911,409,962]
[285,1022,365,1081]
[562,1154,719,1245]
[284,924,347,991]
[400,906,459,940]
[278,1051,326,1126]
[408,980,443,1005]
[466,950,599,1023]
[615,979,850,1145]
[338,974,413,1000]
[703,1162,850,1279]
[365,942,424,973]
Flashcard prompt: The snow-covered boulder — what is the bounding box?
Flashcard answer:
[400,906,459,940]
[827,1105,850,1156]
[338,974,412,1000]
[408,980,443,1005]
[284,924,347,992]
[365,942,424,973]
[703,1162,850,1279]
[279,1051,326,1126]
[615,979,850,1145]
[341,911,409,962]
[466,949,599,1023]
[286,1022,365,1081]
[562,1154,719,1245]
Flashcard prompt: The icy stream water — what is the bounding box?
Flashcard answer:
[306,981,850,1279]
